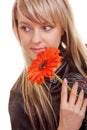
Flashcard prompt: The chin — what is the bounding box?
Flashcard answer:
[31,54,37,60]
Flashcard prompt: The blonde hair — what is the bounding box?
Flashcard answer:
[12,0,87,129]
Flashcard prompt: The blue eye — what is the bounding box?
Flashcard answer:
[43,25,53,31]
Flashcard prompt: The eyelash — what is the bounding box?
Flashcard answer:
[20,25,53,32]
[21,26,30,32]
[42,25,53,31]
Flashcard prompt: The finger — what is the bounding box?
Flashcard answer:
[81,98,87,116]
[76,89,84,109]
[61,78,68,105]
[69,82,78,105]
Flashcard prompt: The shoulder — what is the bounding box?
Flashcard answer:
[9,73,23,107]
[11,72,23,93]
[8,72,24,115]
[8,73,33,130]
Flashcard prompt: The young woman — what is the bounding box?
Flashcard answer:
[9,0,87,130]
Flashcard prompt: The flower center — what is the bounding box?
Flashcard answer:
[39,60,47,70]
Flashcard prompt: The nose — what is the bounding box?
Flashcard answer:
[32,29,42,44]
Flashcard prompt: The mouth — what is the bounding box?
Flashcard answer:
[31,48,46,54]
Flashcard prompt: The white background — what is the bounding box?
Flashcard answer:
[0,1,87,130]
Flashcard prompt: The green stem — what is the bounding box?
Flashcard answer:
[54,74,72,91]
[55,74,78,97]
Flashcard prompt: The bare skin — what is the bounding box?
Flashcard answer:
[58,78,87,130]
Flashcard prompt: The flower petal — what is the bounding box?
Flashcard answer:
[27,47,63,84]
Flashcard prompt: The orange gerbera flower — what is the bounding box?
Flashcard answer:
[27,47,63,84]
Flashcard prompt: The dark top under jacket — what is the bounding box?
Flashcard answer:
[9,60,87,130]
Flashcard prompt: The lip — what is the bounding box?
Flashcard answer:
[31,48,45,53]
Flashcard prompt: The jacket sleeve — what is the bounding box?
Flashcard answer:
[83,110,87,130]
[8,91,32,130]
[66,72,87,130]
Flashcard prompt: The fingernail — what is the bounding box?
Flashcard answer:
[63,78,67,83]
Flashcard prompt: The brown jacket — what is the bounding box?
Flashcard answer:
[8,61,87,130]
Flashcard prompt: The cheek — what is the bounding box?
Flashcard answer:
[19,35,31,51]
[20,38,37,60]
[54,34,61,47]
[18,30,31,49]
[47,33,61,48]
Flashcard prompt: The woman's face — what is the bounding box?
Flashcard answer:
[17,13,64,60]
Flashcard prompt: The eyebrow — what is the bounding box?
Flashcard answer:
[18,21,31,25]
[18,21,55,26]
[18,20,46,26]
[18,21,45,26]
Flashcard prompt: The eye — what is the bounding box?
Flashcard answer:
[21,26,30,32]
[43,25,53,31]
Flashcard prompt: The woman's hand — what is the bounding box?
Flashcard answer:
[58,78,87,130]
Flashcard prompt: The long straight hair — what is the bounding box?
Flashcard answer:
[12,0,87,129]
